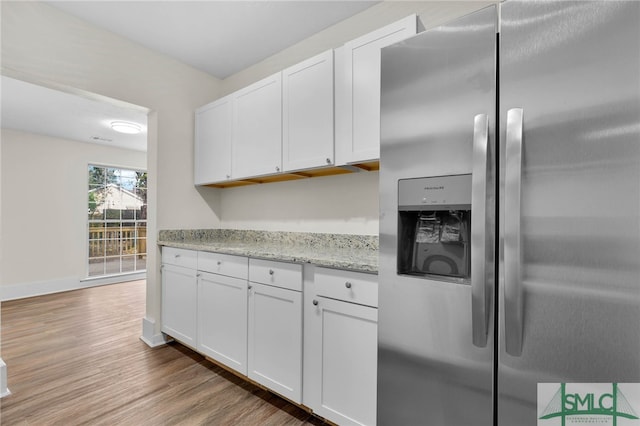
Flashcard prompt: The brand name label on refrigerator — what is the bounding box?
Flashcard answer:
[538,383,640,425]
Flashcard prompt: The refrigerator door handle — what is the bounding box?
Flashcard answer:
[471,113,490,348]
[504,107,524,357]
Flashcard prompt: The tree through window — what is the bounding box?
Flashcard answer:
[88,165,147,277]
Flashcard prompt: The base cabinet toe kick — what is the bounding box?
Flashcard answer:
[160,247,378,426]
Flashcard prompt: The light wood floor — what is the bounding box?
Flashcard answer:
[0,280,327,425]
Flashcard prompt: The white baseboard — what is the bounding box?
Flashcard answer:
[0,358,10,398]
[1,272,146,301]
[139,317,171,348]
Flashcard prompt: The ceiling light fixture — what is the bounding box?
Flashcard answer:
[111,121,142,134]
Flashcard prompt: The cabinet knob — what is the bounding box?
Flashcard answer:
[248,284,253,290]
[312,299,319,306]
[345,281,352,289]
[217,261,222,265]
[326,158,331,164]
[174,254,181,259]
[269,269,274,276]
[196,273,201,278]
[276,166,280,172]
[226,174,231,179]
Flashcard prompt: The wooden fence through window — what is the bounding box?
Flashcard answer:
[88,226,147,258]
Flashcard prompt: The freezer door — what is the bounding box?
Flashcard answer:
[378,6,497,426]
[499,1,640,425]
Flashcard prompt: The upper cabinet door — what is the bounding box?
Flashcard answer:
[232,72,283,179]
[194,95,233,185]
[336,15,417,165]
[282,50,334,172]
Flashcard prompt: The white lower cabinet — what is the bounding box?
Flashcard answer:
[161,248,379,423]
[161,263,198,350]
[248,259,303,403]
[197,271,248,375]
[196,252,249,375]
[305,267,379,426]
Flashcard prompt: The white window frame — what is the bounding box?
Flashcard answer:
[87,164,147,279]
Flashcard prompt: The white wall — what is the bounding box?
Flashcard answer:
[213,1,495,235]
[0,129,147,298]
[220,172,380,233]
[1,1,223,230]
[1,1,221,341]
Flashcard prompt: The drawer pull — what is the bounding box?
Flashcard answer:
[269,269,275,276]
[345,282,352,289]
[174,254,181,259]
[312,299,319,306]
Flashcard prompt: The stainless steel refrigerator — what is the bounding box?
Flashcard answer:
[378,2,640,425]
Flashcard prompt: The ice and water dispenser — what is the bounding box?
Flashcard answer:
[397,174,471,282]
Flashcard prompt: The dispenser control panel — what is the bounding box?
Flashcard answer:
[398,174,472,211]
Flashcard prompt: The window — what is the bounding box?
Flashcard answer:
[88,165,147,277]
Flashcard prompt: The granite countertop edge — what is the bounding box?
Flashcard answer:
[157,229,379,274]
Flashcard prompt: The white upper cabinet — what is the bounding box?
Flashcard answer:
[282,50,335,172]
[194,16,418,185]
[336,15,417,165]
[232,72,283,179]
[194,95,233,185]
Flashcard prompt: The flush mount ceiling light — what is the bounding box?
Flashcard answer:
[110,121,142,134]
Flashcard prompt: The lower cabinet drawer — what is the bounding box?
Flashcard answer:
[249,258,302,292]
[161,247,197,269]
[198,251,248,279]
[315,267,378,308]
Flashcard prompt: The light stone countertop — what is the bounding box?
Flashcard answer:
[158,229,378,273]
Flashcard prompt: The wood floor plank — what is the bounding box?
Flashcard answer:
[0,280,328,425]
